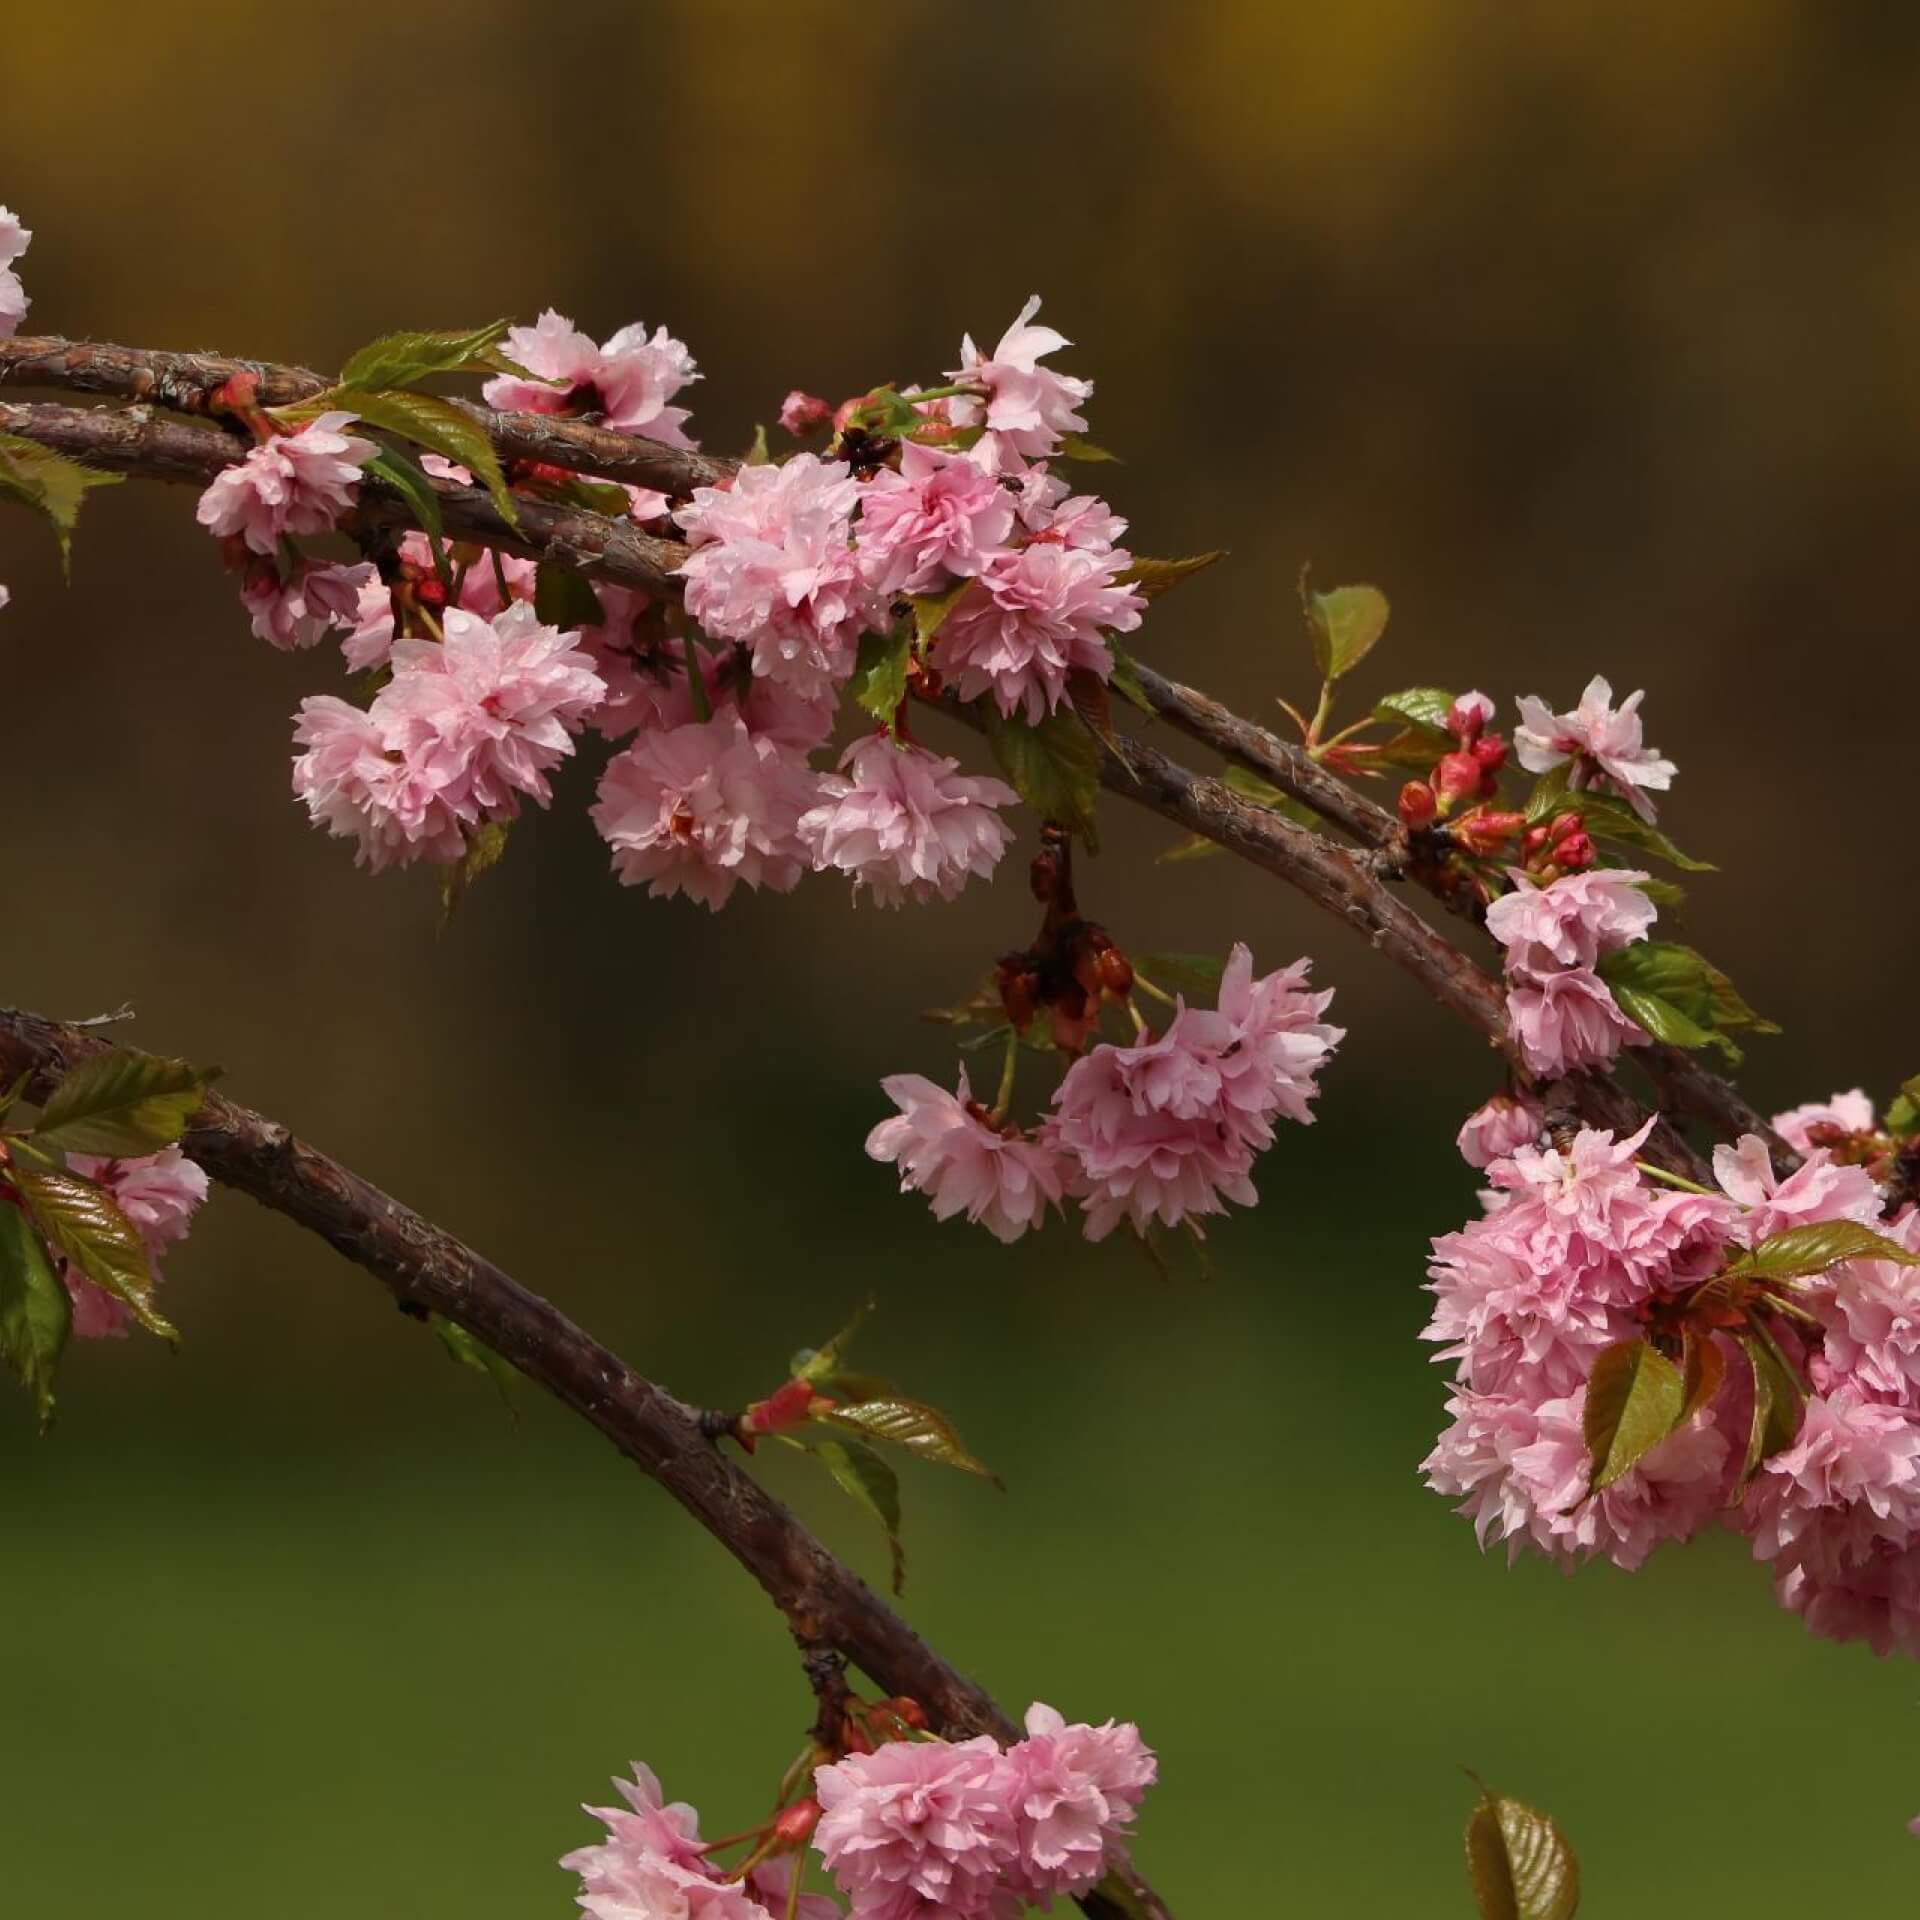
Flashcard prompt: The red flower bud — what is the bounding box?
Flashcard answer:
[780,391,833,436]
[414,576,449,612]
[1549,810,1585,846]
[1451,808,1526,857]
[742,1377,824,1437]
[1432,752,1482,811]
[1521,825,1550,858]
[877,1695,928,1729]
[1446,692,1495,742]
[1470,733,1508,775]
[1095,945,1134,999]
[1555,831,1596,871]
[771,1797,821,1847]
[1398,780,1438,828]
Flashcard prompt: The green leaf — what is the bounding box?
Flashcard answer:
[1156,833,1225,865]
[1371,686,1455,742]
[1606,979,1723,1057]
[1884,1074,1920,1139]
[517,470,635,518]
[0,433,124,576]
[812,1435,905,1595]
[1524,786,1713,871]
[13,1167,174,1341]
[1465,1786,1581,1920]
[822,1395,1001,1484]
[909,577,976,646]
[363,447,451,587]
[32,1048,213,1158]
[533,562,607,631]
[1632,876,1688,911]
[0,1069,31,1126]
[1597,942,1762,1063]
[345,389,518,529]
[1131,951,1227,998]
[1106,641,1155,715]
[336,321,514,393]
[1222,764,1321,828]
[1582,1337,1685,1490]
[439,819,512,923]
[1115,551,1226,600]
[793,1299,877,1387]
[1728,1220,1920,1282]
[1302,579,1390,681]
[1737,1330,1804,1479]
[850,625,912,728]
[0,1199,70,1428]
[983,706,1101,847]
[430,1313,519,1413]
[1678,1332,1727,1428]
[1056,433,1121,463]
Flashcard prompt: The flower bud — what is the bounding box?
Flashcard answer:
[1446,691,1496,742]
[780,390,832,436]
[1450,808,1526,857]
[1432,752,1482,812]
[741,1377,825,1438]
[876,1695,928,1729]
[1470,733,1508,776]
[1520,824,1551,859]
[1548,810,1585,846]
[1095,944,1134,999]
[1398,780,1438,828]
[1554,830,1595,871]
[771,1797,821,1848]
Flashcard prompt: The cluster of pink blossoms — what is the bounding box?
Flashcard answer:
[59,1148,208,1339]
[483,311,701,445]
[869,946,1342,1244]
[1424,1089,1920,1655]
[194,412,375,554]
[564,1705,1154,1920]
[1486,866,1655,1078]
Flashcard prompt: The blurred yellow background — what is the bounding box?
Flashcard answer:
[6,2,1920,1912]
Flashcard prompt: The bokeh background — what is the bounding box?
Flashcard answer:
[6,3,1920,1912]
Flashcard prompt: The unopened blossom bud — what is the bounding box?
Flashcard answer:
[1432,751,1482,812]
[413,575,448,612]
[1447,690,1496,741]
[741,1377,825,1438]
[770,1796,821,1847]
[1520,823,1551,859]
[1549,810,1585,846]
[1398,779,1438,828]
[1470,733,1508,776]
[1451,808,1526,857]
[1095,945,1134,999]
[1554,831,1596,871]
[780,390,832,435]
[875,1695,928,1729]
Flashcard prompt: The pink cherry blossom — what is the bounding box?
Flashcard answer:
[561,1764,776,1920]
[0,205,30,335]
[374,603,607,815]
[194,413,375,555]
[1213,946,1344,1131]
[1513,675,1678,821]
[931,541,1141,723]
[801,736,1016,906]
[866,1069,1067,1243]
[675,456,885,694]
[1447,691,1497,739]
[779,390,832,436]
[484,309,701,446]
[1772,1088,1878,1157]
[290,697,468,872]
[59,1148,209,1340]
[241,560,376,652]
[592,711,820,909]
[1711,1136,1884,1246]
[1456,1092,1546,1169]
[1486,869,1656,974]
[947,295,1093,474]
[1505,965,1646,1078]
[1004,1704,1156,1901]
[856,441,1017,596]
[1011,469,1129,550]
[1815,1208,1920,1400]
[1424,1385,1731,1571]
[813,1735,1020,1918]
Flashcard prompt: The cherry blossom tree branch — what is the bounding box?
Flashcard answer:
[0,383,1728,1179]
[0,1002,1167,1920]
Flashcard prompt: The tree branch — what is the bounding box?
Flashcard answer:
[0,340,1773,1179]
[0,1003,1166,1920]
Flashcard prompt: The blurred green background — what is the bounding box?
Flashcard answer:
[6,1,1920,1911]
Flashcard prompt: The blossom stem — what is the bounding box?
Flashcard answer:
[1305,677,1336,750]
[990,1028,1020,1126]
[1633,1159,1715,1196]
[1130,971,1179,1010]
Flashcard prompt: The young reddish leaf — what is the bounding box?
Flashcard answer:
[1677,1332,1727,1428]
[1729,1221,1920,1283]
[0,1199,71,1429]
[1465,1785,1581,1920]
[812,1435,906,1595]
[12,1167,174,1341]
[822,1396,1002,1485]
[31,1048,213,1158]
[1114,552,1225,600]
[1582,1336,1685,1490]
[1301,577,1390,681]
